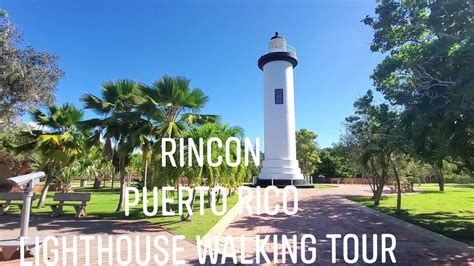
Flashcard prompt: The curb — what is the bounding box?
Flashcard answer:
[202,195,250,241]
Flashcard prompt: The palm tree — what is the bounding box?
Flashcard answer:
[139,76,218,187]
[75,147,101,187]
[140,75,218,138]
[17,103,84,207]
[55,161,79,192]
[81,79,146,211]
[205,123,247,205]
[180,122,245,221]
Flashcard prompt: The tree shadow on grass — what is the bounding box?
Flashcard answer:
[415,190,469,195]
[347,193,474,245]
[0,214,167,236]
[369,207,474,245]
[75,187,120,194]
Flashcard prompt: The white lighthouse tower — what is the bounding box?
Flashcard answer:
[257,32,306,186]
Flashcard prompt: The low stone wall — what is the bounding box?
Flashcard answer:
[314,177,371,184]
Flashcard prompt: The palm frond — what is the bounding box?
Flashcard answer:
[81,93,112,115]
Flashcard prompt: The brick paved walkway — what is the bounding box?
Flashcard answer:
[1,185,473,265]
[216,185,473,265]
[0,216,198,265]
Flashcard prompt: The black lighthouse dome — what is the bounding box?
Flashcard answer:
[271,32,283,40]
[258,32,298,70]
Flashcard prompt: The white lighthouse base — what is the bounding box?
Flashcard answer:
[256,159,312,187]
[259,159,304,180]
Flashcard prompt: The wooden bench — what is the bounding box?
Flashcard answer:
[388,181,415,193]
[0,192,37,215]
[49,192,91,218]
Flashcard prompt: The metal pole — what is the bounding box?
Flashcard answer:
[20,180,33,238]
[144,161,148,188]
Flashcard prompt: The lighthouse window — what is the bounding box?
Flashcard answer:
[275,89,284,104]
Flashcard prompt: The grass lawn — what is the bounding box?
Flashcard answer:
[314,184,337,189]
[9,184,238,241]
[349,184,474,245]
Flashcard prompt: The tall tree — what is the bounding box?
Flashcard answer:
[345,90,406,211]
[363,0,474,190]
[296,129,321,176]
[81,79,146,211]
[139,75,218,187]
[180,122,246,221]
[315,148,356,178]
[16,103,84,207]
[0,10,63,126]
[140,75,218,138]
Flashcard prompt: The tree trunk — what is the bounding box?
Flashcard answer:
[144,161,148,189]
[165,179,179,213]
[116,156,126,212]
[148,152,155,188]
[467,160,474,181]
[37,175,53,208]
[167,190,173,212]
[216,189,222,205]
[438,175,445,192]
[181,188,196,222]
[365,174,376,196]
[373,185,384,206]
[207,189,212,208]
[93,178,101,189]
[391,159,402,215]
[433,161,444,192]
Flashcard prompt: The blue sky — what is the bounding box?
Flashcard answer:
[3,0,383,148]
